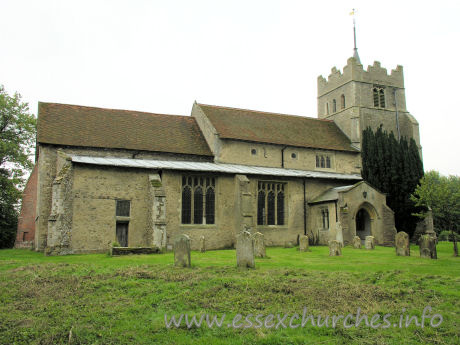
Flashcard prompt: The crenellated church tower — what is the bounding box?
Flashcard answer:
[317,14,421,156]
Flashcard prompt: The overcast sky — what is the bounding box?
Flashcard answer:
[1,0,459,175]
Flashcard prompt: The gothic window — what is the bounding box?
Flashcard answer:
[257,182,285,226]
[116,200,130,217]
[373,86,386,108]
[326,103,329,115]
[321,208,330,229]
[341,94,346,109]
[316,154,332,169]
[181,175,215,224]
[332,99,337,113]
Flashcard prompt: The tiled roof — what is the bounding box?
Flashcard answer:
[197,103,358,152]
[37,102,213,156]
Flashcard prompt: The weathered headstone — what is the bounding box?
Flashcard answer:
[364,236,375,250]
[419,234,437,259]
[174,234,191,267]
[299,235,310,252]
[395,231,410,256]
[335,222,344,247]
[253,232,266,258]
[329,240,342,256]
[352,236,362,249]
[236,231,255,268]
[199,236,206,253]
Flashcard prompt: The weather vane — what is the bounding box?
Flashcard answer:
[350,8,361,64]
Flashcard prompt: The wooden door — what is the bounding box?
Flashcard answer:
[116,222,129,247]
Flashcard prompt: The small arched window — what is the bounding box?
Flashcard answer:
[326,103,329,115]
[341,94,345,109]
[320,156,325,168]
[332,99,337,113]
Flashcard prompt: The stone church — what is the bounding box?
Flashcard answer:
[15,55,421,254]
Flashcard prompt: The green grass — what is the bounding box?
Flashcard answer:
[0,243,459,344]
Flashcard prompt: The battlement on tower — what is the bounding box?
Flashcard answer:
[318,57,404,96]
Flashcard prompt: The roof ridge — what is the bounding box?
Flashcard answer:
[39,101,191,119]
[197,102,334,122]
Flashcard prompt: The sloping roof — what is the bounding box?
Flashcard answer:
[197,103,358,152]
[310,185,355,204]
[309,181,382,204]
[71,156,362,180]
[37,102,213,156]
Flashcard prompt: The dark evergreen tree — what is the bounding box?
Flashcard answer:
[361,126,424,237]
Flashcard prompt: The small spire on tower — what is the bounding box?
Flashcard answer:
[350,9,361,64]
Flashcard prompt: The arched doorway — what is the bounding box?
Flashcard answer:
[356,208,371,240]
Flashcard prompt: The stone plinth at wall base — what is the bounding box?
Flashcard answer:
[44,245,73,256]
[111,247,161,256]
[14,241,34,249]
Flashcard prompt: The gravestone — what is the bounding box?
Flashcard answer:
[253,232,266,258]
[199,236,206,253]
[236,231,255,268]
[419,234,437,259]
[395,231,410,256]
[364,236,375,250]
[352,236,362,249]
[299,235,310,252]
[335,222,344,247]
[329,240,342,256]
[174,234,191,267]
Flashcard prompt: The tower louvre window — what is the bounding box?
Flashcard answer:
[379,89,385,108]
[373,87,379,107]
[373,86,386,108]
[332,99,337,113]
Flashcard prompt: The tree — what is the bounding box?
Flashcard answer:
[0,85,36,248]
[361,126,424,237]
[411,171,460,256]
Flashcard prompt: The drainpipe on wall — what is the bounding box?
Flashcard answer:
[393,88,401,141]
[335,200,338,222]
[281,146,287,168]
[303,179,307,235]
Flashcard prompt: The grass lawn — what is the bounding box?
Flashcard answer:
[0,243,459,344]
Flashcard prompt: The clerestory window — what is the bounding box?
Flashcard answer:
[316,154,332,169]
